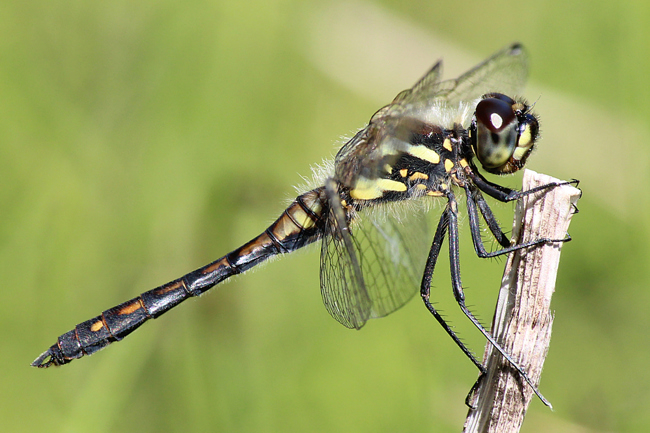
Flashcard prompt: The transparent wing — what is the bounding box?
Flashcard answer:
[391,60,443,104]
[320,191,430,329]
[320,182,371,329]
[355,201,430,319]
[394,43,529,108]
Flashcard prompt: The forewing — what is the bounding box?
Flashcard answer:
[435,43,529,106]
[391,60,443,104]
[396,43,529,108]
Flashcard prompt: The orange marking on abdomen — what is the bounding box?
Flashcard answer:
[117,300,143,315]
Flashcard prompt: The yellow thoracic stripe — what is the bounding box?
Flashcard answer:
[406,144,440,164]
[444,159,454,172]
[350,177,407,200]
[408,172,429,181]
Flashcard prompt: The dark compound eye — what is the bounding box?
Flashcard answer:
[470,94,539,175]
[473,97,518,169]
[475,97,516,133]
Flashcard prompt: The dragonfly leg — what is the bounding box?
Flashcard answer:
[445,190,552,407]
[468,169,578,203]
[464,184,571,259]
[420,196,485,373]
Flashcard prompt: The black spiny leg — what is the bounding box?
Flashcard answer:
[464,185,571,259]
[420,194,485,373]
[468,169,578,203]
[466,186,510,249]
[437,189,552,407]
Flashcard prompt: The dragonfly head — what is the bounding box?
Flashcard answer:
[470,93,539,175]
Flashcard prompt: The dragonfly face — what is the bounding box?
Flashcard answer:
[33,42,566,408]
[470,93,539,174]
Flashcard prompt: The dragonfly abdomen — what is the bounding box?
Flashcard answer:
[32,188,327,368]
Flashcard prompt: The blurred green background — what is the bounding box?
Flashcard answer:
[2,1,648,432]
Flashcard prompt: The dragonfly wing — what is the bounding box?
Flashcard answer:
[391,60,443,104]
[320,185,431,328]
[320,180,372,329]
[435,43,529,106]
[395,43,529,109]
[354,200,430,319]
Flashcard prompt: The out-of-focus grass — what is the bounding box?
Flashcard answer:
[3,1,649,432]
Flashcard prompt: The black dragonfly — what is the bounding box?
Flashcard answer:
[33,43,570,406]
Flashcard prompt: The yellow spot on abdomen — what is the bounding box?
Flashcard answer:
[290,207,315,230]
[272,214,301,239]
[90,321,104,332]
[301,192,323,216]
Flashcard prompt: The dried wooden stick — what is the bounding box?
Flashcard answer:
[463,169,581,433]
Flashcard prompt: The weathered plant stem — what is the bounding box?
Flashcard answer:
[463,170,581,433]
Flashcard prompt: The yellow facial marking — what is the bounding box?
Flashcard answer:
[408,172,429,181]
[444,159,454,172]
[513,146,530,162]
[407,145,440,164]
[399,168,408,177]
[384,164,393,174]
[459,158,469,168]
[518,128,532,147]
[90,321,104,332]
[350,177,406,200]
[443,138,452,151]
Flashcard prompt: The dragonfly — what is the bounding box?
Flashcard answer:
[33,43,571,406]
